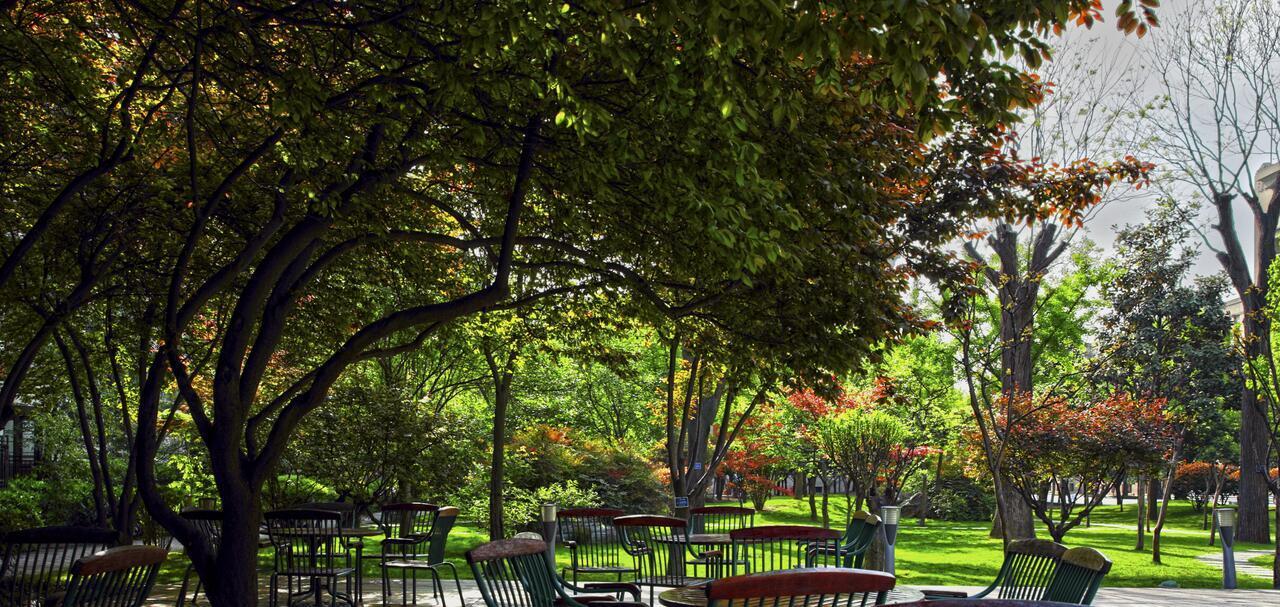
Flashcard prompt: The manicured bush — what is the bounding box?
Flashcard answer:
[928,476,996,522]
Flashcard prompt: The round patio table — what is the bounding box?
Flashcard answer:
[657,584,925,607]
[268,527,379,607]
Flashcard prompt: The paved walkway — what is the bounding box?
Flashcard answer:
[143,578,1280,606]
[1194,547,1274,580]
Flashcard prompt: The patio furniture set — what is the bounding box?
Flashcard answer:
[0,503,1112,607]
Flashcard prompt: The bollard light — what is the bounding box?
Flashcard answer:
[880,505,901,576]
[1214,507,1237,589]
[541,503,559,568]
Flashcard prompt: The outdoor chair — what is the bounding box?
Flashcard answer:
[705,567,896,607]
[727,525,842,576]
[1042,547,1112,605]
[0,525,117,606]
[613,515,715,603]
[175,509,223,607]
[45,545,167,607]
[688,506,755,576]
[264,509,357,607]
[380,505,465,607]
[922,539,1068,601]
[812,512,880,569]
[298,501,366,592]
[556,508,630,586]
[467,537,645,607]
[689,506,755,534]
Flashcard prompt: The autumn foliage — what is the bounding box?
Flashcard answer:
[1002,392,1174,541]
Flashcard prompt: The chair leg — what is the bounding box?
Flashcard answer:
[176,564,195,607]
[268,574,279,607]
[382,566,390,607]
[441,562,463,605]
[428,569,444,607]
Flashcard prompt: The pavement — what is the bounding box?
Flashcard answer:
[142,577,1280,606]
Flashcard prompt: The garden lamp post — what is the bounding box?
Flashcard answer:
[542,503,559,568]
[1214,507,1237,589]
[880,505,901,576]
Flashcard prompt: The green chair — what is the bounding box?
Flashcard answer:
[1043,546,1112,605]
[467,537,645,607]
[922,538,1067,601]
[50,545,167,607]
[806,511,879,568]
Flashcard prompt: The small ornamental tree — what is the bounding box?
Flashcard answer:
[815,409,924,510]
[1002,393,1175,542]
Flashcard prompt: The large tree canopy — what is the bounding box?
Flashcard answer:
[0,1,1159,603]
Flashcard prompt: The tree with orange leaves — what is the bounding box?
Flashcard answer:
[1001,392,1175,542]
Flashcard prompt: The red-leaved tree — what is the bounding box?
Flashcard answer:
[1002,392,1175,542]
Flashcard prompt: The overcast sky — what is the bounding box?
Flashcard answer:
[1056,0,1277,279]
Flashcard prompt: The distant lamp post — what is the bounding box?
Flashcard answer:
[1215,507,1237,589]
[880,505,902,576]
[541,503,559,567]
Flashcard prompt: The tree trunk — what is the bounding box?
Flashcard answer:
[201,491,263,606]
[1213,193,1277,545]
[808,476,818,521]
[1135,476,1146,551]
[488,373,511,539]
[820,476,831,529]
[1152,453,1179,564]
[1147,477,1158,532]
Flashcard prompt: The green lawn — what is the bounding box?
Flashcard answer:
[156,497,1276,590]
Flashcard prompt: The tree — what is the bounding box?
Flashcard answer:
[1145,0,1280,544]
[955,152,1152,541]
[1096,201,1239,563]
[0,2,1164,603]
[1002,393,1175,542]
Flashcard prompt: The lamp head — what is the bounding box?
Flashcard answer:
[541,503,557,523]
[1214,507,1235,528]
[880,505,901,526]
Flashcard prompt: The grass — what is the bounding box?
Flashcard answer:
[155,497,1277,590]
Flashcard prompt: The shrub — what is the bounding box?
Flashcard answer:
[927,476,995,522]
[0,478,48,532]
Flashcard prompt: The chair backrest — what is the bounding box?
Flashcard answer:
[729,525,842,574]
[557,508,625,571]
[379,503,439,540]
[991,539,1068,601]
[690,506,755,534]
[179,509,223,553]
[467,538,559,607]
[0,525,118,605]
[1043,546,1112,605]
[264,509,345,573]
[841,512,881,567]
[425,507,459,565]
[295,501,359,528]
[612,515,689,584]
[706,568,896,607]
[51,545,167,607]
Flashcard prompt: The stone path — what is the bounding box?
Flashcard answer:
[142,578,1280,606]
[1194,547,1274,580]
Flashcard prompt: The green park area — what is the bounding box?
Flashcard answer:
[5,1,1280,606]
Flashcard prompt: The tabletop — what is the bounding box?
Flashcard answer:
[654,534,733,545]
[269,527,380,538]
[657,584,925,607]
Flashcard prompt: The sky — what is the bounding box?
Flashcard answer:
[1053,0,1278,279]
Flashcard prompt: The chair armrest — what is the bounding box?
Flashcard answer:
[581,582,642,600]
[696,549,721,559]
[564,540,578,551]
[921,590,969,599]
[586,602,648,607]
